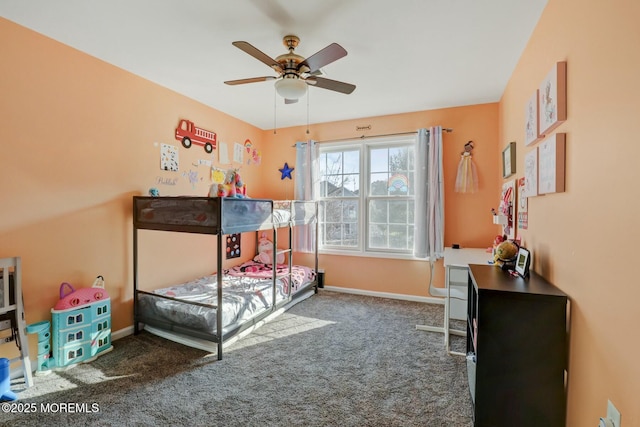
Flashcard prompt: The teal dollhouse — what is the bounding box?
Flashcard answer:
[27,276,112,371]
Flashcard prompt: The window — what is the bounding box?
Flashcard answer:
[318,136,416,257]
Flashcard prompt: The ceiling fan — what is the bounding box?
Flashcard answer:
[224,35,356,104]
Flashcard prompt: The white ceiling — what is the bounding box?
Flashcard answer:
[1,0,547,130]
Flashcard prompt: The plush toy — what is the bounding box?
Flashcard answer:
[208,169,248,198]
[254,233,284,265]
[493,240,519,268]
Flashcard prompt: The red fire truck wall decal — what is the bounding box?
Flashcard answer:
[175,119,217,153]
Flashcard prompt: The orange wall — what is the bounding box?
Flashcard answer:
[1,16,500,365]
[499,0,640,425]
[0,17,265,342]
[261,105,500,296]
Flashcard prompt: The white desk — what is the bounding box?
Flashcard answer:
[443,247,493,355]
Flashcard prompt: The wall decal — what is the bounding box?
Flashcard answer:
[244,139,252,153]
[388,174,409,194]
[160,143,179,171]
[233,142,244,163]
[175,119,216,153]
[279,162,294,180]
[219,142,230,164]
[211,167,226,184]
[247,148,262,166]
[155,176,179,186]
[182,169,199,188]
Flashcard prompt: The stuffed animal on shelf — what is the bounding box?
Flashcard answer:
[208,169,247,198]
[254,233,284,265]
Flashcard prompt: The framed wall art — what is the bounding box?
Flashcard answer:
[538,133,566,194]
[524,148,539,197]
[538,61,567,136]
[525,90,542,146]
[499,179,516,240]
[502,141,516,178]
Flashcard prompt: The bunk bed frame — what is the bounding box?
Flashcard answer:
[132,196,318,360]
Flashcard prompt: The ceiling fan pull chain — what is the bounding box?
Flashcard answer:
[306,89,310,135]
[273,87,277,135]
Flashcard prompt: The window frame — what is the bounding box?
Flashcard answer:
[317,135,418,259]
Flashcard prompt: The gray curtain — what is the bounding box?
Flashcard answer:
[413,127,444,260]
[294,140,318,252]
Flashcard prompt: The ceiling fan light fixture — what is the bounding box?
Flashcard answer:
[275,78,307,100]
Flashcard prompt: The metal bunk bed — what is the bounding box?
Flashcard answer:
[132,196,318,360]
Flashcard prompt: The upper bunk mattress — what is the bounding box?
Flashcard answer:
[133,197,316,234]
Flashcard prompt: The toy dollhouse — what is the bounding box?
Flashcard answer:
[27,276,112,372]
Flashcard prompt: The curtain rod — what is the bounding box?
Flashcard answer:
[291,128,453,146]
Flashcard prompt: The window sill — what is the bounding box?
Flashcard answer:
[319,249,430,261]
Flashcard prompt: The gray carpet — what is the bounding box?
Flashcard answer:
[4,291,473,426]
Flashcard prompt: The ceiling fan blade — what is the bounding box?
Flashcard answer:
[232,41,282,71]
[306,76,356,94]
[298,43,347,73]
[224,76,277,85]
[284,98,299,104]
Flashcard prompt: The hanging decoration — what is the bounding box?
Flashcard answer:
[388,174,409,194]
[279,162,294,180]
[455,141,478,193]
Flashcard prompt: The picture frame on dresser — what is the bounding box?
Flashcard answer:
[515,247,531,278]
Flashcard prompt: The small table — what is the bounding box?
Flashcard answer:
[443,247,493,355]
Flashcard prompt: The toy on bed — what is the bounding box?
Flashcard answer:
[254,232,284,265]
[209,169,247,198]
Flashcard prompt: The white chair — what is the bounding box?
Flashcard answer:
[416,259,467,356]
[417,248,492,355]
[0,257,33,388]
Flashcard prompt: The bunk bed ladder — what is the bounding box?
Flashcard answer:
[0,257,33,388]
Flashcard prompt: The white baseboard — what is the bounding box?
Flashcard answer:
[111,325,134,341]
[322,285,443,305]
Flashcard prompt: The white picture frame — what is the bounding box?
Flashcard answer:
[524,148,539,197]
[515,247,531,278]
[525,90,541,146]
[538,61,567,136]
[538,133,566,194]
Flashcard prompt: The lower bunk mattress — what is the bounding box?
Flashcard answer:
[137,261,316,336]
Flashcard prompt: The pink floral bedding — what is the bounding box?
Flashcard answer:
[225,260,315,294]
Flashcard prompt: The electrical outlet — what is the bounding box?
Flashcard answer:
[607,400,621,427]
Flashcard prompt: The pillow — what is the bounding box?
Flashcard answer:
[254,233,284,265]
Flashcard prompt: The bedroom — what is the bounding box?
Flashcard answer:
[1,1,638,426]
